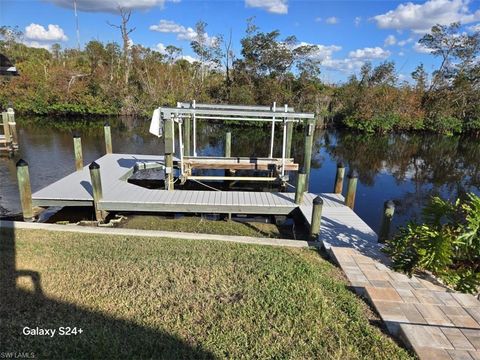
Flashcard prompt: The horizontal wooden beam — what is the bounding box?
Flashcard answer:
[185,162,298,171]
[32,199,93,207]
[98,201,295,215]
[182,156,299,171]
[187,176,278,182]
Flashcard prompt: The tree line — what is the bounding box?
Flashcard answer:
[1,14,480,135]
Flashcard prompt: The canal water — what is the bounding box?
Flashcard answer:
[1,115,479,234]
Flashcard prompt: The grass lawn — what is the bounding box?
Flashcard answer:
[0,228,412,359]
[119,214,307,239]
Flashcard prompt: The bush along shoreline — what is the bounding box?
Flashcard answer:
[384,193,480,295]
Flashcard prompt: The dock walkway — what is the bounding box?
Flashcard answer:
[31,153,377,246]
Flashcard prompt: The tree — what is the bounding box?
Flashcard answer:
[108,7,135,87]
[411,63,427,92]
[190,21,222,84]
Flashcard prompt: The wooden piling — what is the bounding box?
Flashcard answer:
[89,162,105,222]
[16,159,34,222]
[164,118,174,190]
[303,119,315,192]
[345,170,358,209]
[286,121,293,158]
[310,196,323,240]
[295,172,306,205]
[333,162,345,194]
[73,134,83,171]
[184,117,191,156]
[379,200,395,243]
[104,123,112,154]
[2,112,12,151]
[7,108,18,149]
[225,132,231,158]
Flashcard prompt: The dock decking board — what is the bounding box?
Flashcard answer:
[32,153,378,244]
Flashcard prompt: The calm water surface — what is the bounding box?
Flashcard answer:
[1,116,479,234]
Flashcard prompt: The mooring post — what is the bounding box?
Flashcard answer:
[73,133,83,171]
[7,107,18,150]
[2,112,12,152]
[225,131,231,158]
[184,117,191,156]
[89,162,105,222]
[104,123,112,154]
[379,200,395,243]
[310,196,323,240]
[295,171,306,205]
[286,121,293,158]
[333,162,345,194]
[164,117,174,190]
[345,170,358,209]
[16,159,34,222]
[303,119,315,192]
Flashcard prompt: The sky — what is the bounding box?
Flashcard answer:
[1,0,480,82]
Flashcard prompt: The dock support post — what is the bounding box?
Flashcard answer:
[286,121,293,158]
[164,117,174,190]
[16,159,34,222]
[73,134,83,171]
[333,162,345,194]
[303,119,315,192]
[310,196,323,240]
[225,132,231,158]
[104,123,112,154]
[345,170,358,210]
[7,107,18,150]
[89,162,105,222]
[184,117,191,156]
[295,171,306,205]
[2,112,12,152]
[379,200,395,243]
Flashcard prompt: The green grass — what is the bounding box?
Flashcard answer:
[119,215,306,239]
[0,228,413,359]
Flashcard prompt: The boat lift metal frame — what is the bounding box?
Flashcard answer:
[154,101,315,188]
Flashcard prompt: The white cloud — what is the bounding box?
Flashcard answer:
[22,40,52,50]
[322,58,365,73]
[46,0,179,12]
[384,34,397,46]
[245,0,288,14]
[155,42,167,54]
[373,0,480,34]
[398,37,414,46]
[413,42,434,54]
[325,16,339,24]
[348,47,391,60]
[298,42,342,61]
[25,23,68,42]
[315,17,322,22]
[399,51,405,56]
[468,23,480,32]
[149,20,217,46]
[179,55,198,63]
[354,16,362,26]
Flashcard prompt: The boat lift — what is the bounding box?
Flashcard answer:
[149,101,316,190]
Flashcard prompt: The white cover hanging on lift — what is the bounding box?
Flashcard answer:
[149,108,163,137]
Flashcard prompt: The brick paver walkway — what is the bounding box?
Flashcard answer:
[327,246,480,360]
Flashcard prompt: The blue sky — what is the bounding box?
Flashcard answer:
[1,0,480,82]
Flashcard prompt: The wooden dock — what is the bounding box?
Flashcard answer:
[31,153,378,246]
